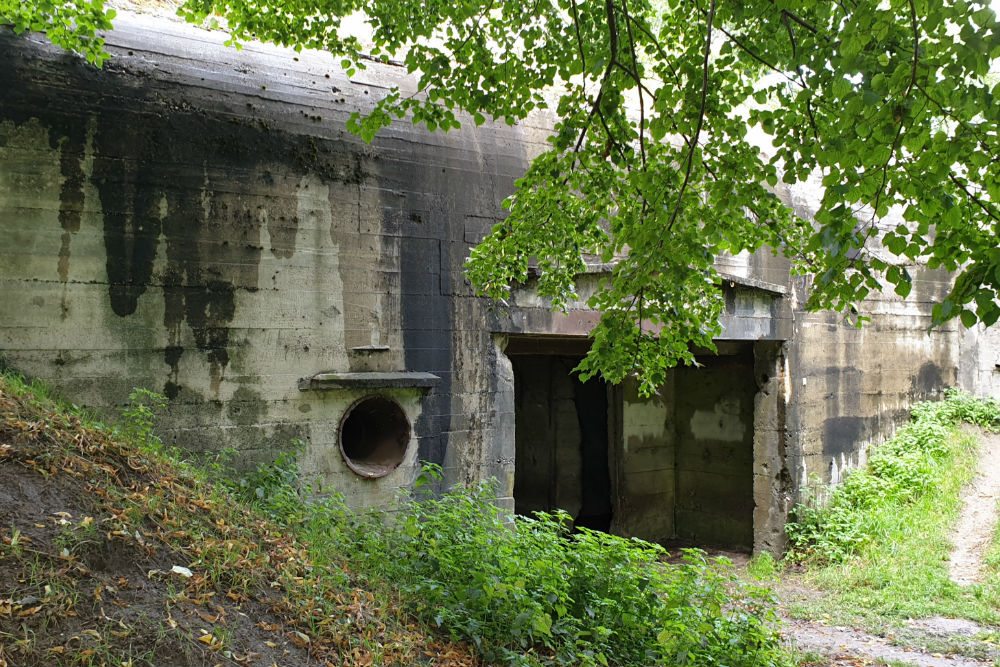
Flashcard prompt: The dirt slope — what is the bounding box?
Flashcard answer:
[0,377,475,667]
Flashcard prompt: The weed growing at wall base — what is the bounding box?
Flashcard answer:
[236,461,793,666]
[311,465,792,667]
[787,389,1000,565]
[785,389,1000,627]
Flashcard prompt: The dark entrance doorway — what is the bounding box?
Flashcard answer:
[671,343,756,549]
[510,352,613,532]
[503,336,765,551]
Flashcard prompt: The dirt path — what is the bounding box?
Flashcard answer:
[950,428,1000,586]
[772,579,995,667]
[773,428,1000,665]
[784,617,993,667]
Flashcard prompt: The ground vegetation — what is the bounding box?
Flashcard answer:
[0,371,790,666]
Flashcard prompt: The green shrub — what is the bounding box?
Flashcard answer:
[934,388,1000,430]
[220,440,306,518]
[363,467,789,667]
[231,459,790,666]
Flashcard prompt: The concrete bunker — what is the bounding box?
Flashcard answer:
[505,336,779,552]
[0,18,975,557]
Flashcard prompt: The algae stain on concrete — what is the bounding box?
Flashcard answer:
[92,120,162,318]
[0,119,65,280]
[689,397,745,442]
[56,119,95,285]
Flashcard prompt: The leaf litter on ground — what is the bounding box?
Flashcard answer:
[0,374,478,667]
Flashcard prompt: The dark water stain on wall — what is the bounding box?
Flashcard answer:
[822,416,866,458]
[227,385,266,426]
[821,365,865,458]
[0,51,371,401]
[913,362,943,396]
[400,228,453,467]
[0,83,91,294]
[367,158,455,469]
[91,128,163,318]
[56,130,87,284]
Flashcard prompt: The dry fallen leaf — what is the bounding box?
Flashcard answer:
[170,565,194,578]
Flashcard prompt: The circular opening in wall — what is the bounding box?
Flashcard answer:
[339,396,411,479]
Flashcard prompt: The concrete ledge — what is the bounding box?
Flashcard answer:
[298,371,441,391]
[717,271,788,295]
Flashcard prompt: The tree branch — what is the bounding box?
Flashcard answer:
[569,0,587,97]
[780,8,818,35]
[868,0,919,226]
[665,0,715,233]
[619,0,645,167]
[951,173,1000,226]
[573,0,618,156]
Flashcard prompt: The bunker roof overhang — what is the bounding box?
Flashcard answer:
[503,267,791,343]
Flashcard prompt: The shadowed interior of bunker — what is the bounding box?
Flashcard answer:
[508,337,756,550]
[512,354,613,532]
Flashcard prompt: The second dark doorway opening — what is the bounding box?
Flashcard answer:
[511,354,612,532]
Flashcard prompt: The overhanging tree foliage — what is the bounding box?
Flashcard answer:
[4,0,1000,393]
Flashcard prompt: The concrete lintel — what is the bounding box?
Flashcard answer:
[717,271,788,295]
[298,371,441,391]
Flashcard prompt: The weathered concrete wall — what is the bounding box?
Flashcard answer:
[0,14,986,553]
[673,347,756,549]
[761,177,964,499]
[617,379,675,540]
[752,341,791,554]
[0,16,547,510]
[784,274,960,497]
[960,324,1000,397]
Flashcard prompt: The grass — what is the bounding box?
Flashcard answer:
[0,370,792,667]
[793,427,995,625]
[783,390,1000,659]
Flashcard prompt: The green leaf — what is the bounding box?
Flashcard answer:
[17,0,1000,386]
